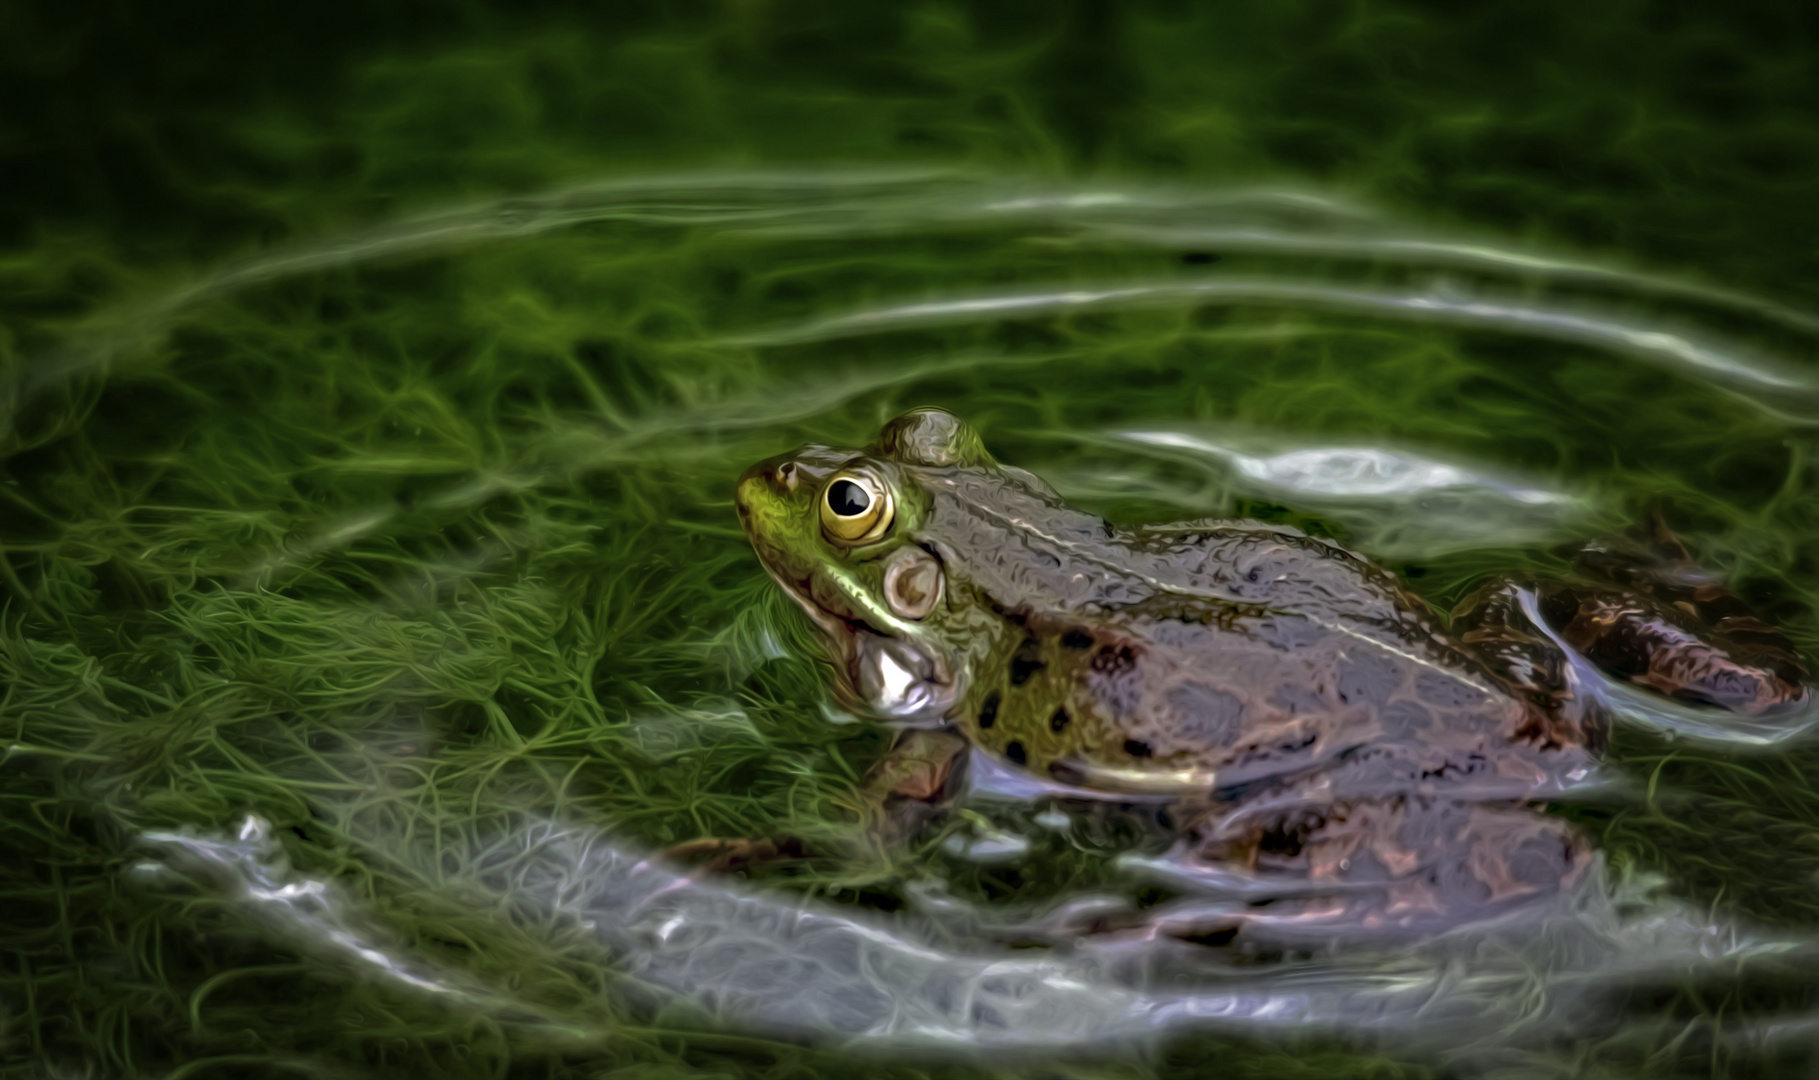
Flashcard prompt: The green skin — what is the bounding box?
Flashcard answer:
[735,410,1807,939]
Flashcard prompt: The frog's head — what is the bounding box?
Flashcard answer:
[735,408,996,724]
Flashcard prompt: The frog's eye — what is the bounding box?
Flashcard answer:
[820,471,893,545]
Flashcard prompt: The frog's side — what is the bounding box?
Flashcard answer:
[734,409,1808,941]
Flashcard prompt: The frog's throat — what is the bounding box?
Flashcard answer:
[846,633,959,725]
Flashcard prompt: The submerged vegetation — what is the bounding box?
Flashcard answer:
[4,3,1819,1077]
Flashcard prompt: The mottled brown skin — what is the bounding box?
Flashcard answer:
[734,410,1808,941]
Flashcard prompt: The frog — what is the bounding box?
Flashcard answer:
[733,408,1808,943]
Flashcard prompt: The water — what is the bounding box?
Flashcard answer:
[4,6,1819,1079]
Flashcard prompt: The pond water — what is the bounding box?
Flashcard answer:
[4,5,1819,1079]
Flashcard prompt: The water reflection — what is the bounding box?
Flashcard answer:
[1095,429,1586,557]
[137,808,1819,1063]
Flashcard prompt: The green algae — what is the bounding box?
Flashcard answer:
[4,3,1819,1078]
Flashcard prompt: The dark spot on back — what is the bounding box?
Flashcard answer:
[1009,638,1046,685]
[1049,708,1070,733]
[978,691,1000,730]
[1004,741,1027,766]
[1091,644,1136,675]
[1124,739,1152,758]
[1061,629,1093,650]
[1009,656,1045,686]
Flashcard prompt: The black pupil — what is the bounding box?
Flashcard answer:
[828,479,871,517]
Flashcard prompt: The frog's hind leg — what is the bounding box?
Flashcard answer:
[1448,579,1595,749]
[1540,517,1808,716]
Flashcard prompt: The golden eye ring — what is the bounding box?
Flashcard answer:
[820,471,893,544]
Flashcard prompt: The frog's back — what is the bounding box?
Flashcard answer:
[920,472,1427,635]
[920,493,1562,798]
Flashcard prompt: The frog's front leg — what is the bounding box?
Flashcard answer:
[663,730,968,875]
[857,728,970,845]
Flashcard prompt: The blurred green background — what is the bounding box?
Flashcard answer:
[4,2,1819,1078]
[5,1,1817,279]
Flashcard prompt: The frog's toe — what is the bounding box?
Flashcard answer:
[1635,644,1810,715]
[660,836,809,875]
